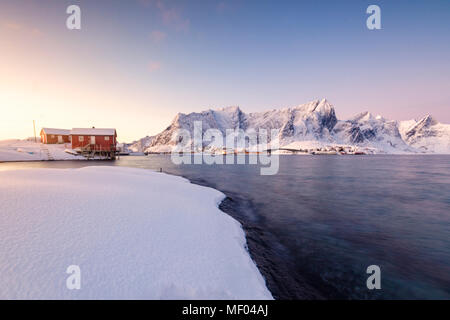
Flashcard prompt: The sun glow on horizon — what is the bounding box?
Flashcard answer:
[1,0,449,142]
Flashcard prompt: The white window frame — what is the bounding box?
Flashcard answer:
[105,136,110,141]
[78,136,84,142]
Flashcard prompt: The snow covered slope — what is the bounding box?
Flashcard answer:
[0,166,272,299]
[127,135,155,153]
[400,116,450,153]
[0,140,84,162]
[333,112,414,154]
[138,99,449,154]
[145,99,338,152]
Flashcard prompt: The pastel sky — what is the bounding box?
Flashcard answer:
[0,0,449,142]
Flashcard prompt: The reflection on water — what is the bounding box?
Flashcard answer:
[1,155,449,299]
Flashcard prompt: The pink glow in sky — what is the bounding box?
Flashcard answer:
[0,0,449,142]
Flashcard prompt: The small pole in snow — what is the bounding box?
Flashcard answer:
[33,120,37,143]
[159,168,162,172]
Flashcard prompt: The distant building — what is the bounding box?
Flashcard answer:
[70,128,117,152]
[40,128,71,144]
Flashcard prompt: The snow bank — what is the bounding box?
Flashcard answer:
[0,166,272,300]
[0,140,84,162]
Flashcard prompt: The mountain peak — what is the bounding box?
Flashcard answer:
[404,114,437,136]
[351,111,377,122]
[299,98,334,114]
[218,106,241,113]
[127,99,449,155]
[419,114,437,126]
[316,98,333,112]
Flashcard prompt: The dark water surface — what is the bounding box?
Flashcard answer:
[1,155,449,299]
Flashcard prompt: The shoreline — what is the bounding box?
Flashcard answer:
[0,166,273,299]
[2,156,450,299]
[2,153,449,164]
[0,159,87,164]
[174,174,328,300]
[0,161,282,298]
[0,158,110,164]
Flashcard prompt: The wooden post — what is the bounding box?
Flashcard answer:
[33,120,37,143]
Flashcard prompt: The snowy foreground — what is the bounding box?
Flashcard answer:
[0,166,272,299]
[0,140,84,162]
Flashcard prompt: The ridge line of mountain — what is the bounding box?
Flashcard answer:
[127,99,450,154]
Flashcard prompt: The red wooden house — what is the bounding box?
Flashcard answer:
[70,128,117,152]
[40,128,71,144]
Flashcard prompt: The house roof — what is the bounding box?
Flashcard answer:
[41,128,71,135]
[70,128,117,136]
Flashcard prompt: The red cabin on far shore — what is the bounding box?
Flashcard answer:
[70,128,117,152]
[40,128,71,144]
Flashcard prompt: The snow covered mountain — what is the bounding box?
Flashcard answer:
[333,112,414,153]
[399,115,450,153]
[127,136,154,153]
[131,99,450,154]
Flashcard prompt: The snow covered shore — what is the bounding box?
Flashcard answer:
[0,166,272,299]
[0,140,84,162]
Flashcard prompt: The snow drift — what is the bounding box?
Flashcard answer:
[0,166,272,299]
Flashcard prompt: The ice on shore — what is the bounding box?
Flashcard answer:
[0,166,272,299]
